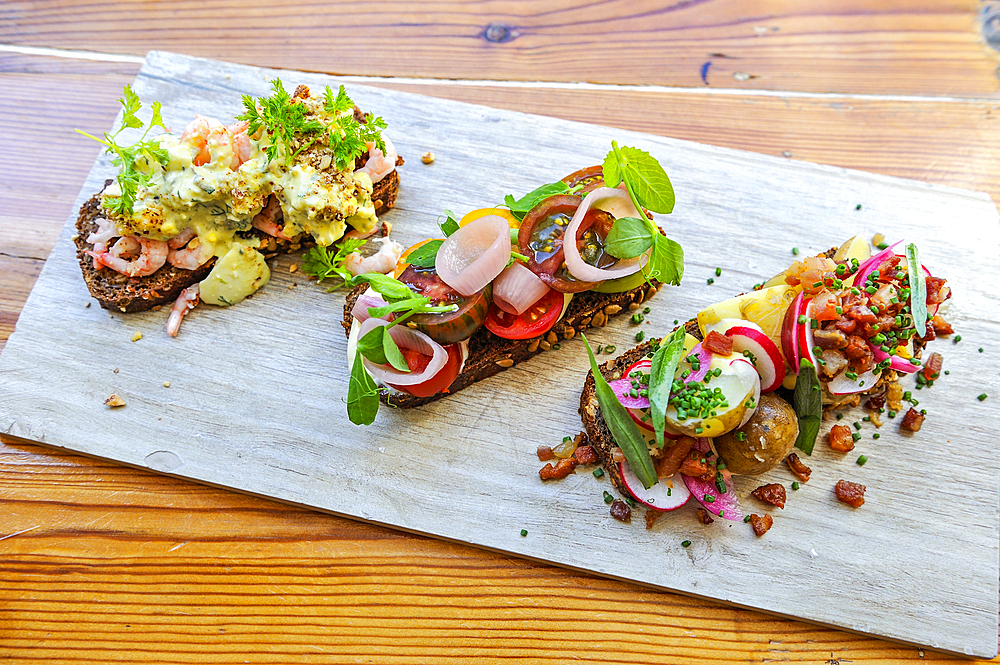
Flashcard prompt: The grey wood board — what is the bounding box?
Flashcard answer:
[1,51,998,657]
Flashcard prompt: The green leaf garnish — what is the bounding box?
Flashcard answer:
[603,217,653,259]
[405,239,444,269]
[300,237,367,289]
[75,85,170,216]
[793,358,822,455]
[648,328,687,448]
[609,143,675,214]
[504,181,578,221]
[347,350,380,426]
[905,243,928,336]
[351,272,419,302]
[582,334,657,489]
[358,325,410,371]
[439,210,461,237]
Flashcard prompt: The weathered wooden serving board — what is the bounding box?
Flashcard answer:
[2,51,998,657]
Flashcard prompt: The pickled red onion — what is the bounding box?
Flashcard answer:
[563,187,648,283]
[435,214,511,297]
[492,262,550,315]
[351,292,388,323]
[359,317,448,386]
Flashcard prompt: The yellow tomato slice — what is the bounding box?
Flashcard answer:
[460,207,520,230]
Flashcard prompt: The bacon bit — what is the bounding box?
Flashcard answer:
[703,330,732,356]
[539,458,578,480]
[886,382,904,411]
[697,508,715,525]
[655,436,695,479]
[925,276,951,306]
[752,483,786,509]
[573,445,598,465]
[679,451,711,478]
[930,315,954,336]
[865,389,886,411]
[786,453,812,481]
[828,424,855,452]
[844,335,871,360]
[610,499,631,522]
[922,352,943,381]
[536,446,555,461]
[813,328,847,350]
[900,407,925,433]
[645,510,663,530]
[845,304,877,324]
[835,480,866,507]
[834,318,858,334]
[749,513,773,536]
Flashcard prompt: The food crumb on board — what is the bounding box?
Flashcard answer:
[113,368,119,374]
[104,394,126,408]
[131,331,143,342]
[289,264,298,274]
[421,151,435,164]
[163,382,170,388]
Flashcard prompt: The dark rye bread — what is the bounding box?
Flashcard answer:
[75,165,401,313]
[343,279,663,409]
[578,320,701,497]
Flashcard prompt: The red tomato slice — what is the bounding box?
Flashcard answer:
[484,288,564,340]
[387,344,464,398]
[561,165,605,194]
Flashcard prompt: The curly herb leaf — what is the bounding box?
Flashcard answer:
[300,237,367,289]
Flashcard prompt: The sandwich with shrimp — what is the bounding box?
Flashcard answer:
[340,142,685,425]
[75,81,403,336]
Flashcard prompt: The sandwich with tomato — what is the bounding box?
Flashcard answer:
[577,235,952,526]
[341,142,685,425]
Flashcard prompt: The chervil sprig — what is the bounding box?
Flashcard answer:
[300,237,367,290]
[75,85,170,216]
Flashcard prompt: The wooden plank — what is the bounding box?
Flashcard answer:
[1,52,997,657]
[1,0,997,97]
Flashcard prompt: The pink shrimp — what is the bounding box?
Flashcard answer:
[179,115,253,170]
[227,120,254,169]
[343,237,403,277]
[86,217,119,268]
[251,195,291,240]
[87,236,168,277]
[167,235,213,270]
[166,284,200,337]
[355,136,397,183]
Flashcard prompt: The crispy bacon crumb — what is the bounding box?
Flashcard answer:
[900,407,925,432]
[930,315,953,336]
[835,480,866,507]
[786,453,812,481]
[922,352,943,381]
[752,483,786,509]
[645,510,662,530]
[697,508,715,525]
[703,330,733,356]
[610,499,631,522]
[828,424,855,452]
[536,446,555,461]
[539,458,577,480]
[574,445,598,464]
[749,513,773,536]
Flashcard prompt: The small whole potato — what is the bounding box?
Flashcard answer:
[714,393,799,475]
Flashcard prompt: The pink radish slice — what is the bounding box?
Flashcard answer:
[609,359,652,409]
[866,341,921,375]
[627,408,682,438]
[852,241,903,286]
[619,460,691,512]
[797,298,817,366]
[781,290,803,372]
[682,471,743,521]
[827,366,883,395]
[724,325,786,392]
[682,343,711,384]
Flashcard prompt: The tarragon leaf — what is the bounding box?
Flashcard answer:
[648,328,687,448]
[906,243,928,336]
[793,358,822,455]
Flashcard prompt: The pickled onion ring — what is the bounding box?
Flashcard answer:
[492,262,551,315]
[435,214,511,296]
[563,187,648,283]
[359,317,448,386]
[350,292,388,323]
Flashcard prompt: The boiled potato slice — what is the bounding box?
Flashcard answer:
[665,355,760,438]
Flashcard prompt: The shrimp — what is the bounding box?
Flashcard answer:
[179,115,253,170]
[355,136,397,183]
[227,120,254,169]
[167,234,214,270]
[344,237,404,277]
[167,228,197,249]
[87,236,169,277]
[86,217,119,268]
[251,195,291,240]
[166,284,200,337]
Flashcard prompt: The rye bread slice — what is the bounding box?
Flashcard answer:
[343,279,663,409]
[75,165,401,313]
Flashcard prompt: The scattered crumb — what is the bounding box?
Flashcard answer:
[151,305,162,312]
[421,151,435,164]
[85,302,91,308]
[289,264,298,274]
[872,233,884,246]
[131,331,143,342]
[288,284,295,290]
[113,368,119,374]
[163,381,170,388]
[105,394,126,408]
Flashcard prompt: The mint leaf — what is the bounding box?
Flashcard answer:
[505,181,573,220]
[347,350,380,426]
[604,217,653,259]
[406,239,443,269]
[648,328,687,448]
[647,234,684,286]
[351,273,416,302]
[439,210,460,237]
[617,146,675,214]
[582,334,657,489]
[602,149,622,188]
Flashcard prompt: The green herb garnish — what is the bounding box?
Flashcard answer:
[648,328,687,449]
[905,243,928,336]
[582,334,657,489]
[76,85,169,216]
[300,237,367,289]
[504,181,581,220]
[405,239,444,269]
[439,209,461,237]
[793,358,822,455]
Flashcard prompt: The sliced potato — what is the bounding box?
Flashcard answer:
[714,393,799,475]
[665,356,760,438]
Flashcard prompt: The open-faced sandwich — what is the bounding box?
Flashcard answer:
[75,81,402,336]
[340,142,685,425]
[573,236,952,533]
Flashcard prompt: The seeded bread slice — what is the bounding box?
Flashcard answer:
[343,280,662,409]
[75,164,401,313]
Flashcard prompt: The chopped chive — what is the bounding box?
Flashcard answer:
[603,491,614,504]
[520,529,528,537]
[635,330,645,343]
[853,421,862,430]
[953,335,962,343]
[552,343,562,350]
[715,267,722,276]
[852,432,861,442]
[873,433,880,439]
[857,455,868,466]
[792,481,800,490]
[593,467,605,478]
[792,247,800,256]
[707,278,714,285]
[743,515,751,523]
[978,393,988,401]
[682,540,692,547]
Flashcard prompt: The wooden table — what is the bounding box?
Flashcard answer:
[2,2,998,662]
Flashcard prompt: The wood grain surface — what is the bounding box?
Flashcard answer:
[0,54,1000,654]
[1,1,999,659]
[1,0,998,97]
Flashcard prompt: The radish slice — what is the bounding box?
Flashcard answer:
[435,214,511,296]
[797,298,817,366]
[359,317,448,386]
[724,325,785,392]
[619,459,691,512]
[827,366,883,395]
[705,319,762,337]
[682,343,712,384]
[563,187,648,283]
[610,358,652,409]
[351,292,389,323]
[781,290,803,371]
[852,241,903,286]
[681,471,742,521]
[492,262,550,315]
[867,340,921,374]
